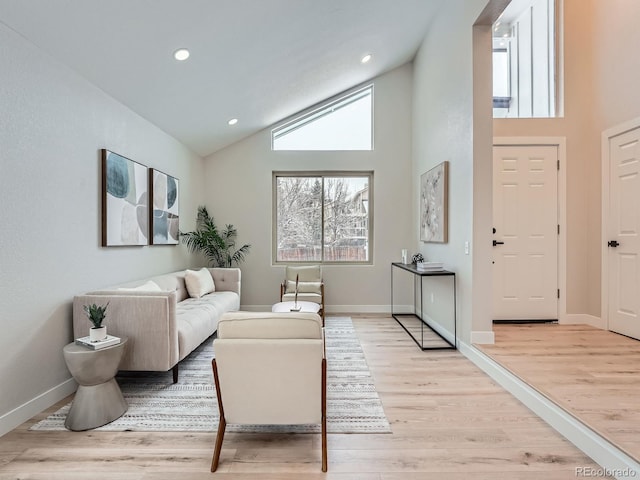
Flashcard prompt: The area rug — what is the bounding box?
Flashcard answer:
[31,316,391,433]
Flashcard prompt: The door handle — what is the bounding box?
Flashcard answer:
[608,240,620,248]
[493,240,505,247]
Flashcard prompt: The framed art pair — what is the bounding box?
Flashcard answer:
[101,149,179,247]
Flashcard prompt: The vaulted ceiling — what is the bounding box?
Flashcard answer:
[0,0,445,156]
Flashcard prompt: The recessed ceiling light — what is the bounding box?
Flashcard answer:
[228,118,238,126]
[173,48,190,61]
[361,54,372,64]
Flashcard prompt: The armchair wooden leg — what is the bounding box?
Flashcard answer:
[211,416,226,472]
[211,359,227,472]
[321,357,327,472]
[172,363,179,384]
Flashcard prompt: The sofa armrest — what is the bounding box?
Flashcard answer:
[209,268,241,298]
[73,291,179,372]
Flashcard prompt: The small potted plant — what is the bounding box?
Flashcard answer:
[84,302,109,342]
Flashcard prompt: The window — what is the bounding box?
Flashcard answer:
[272,85,373,151]
[493,0,558,118]
[273,172,372,264]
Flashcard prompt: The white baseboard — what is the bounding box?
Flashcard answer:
[460,341,640,477]
[0,378,76,437]
[561,313,605,330]
[420,314,456,345]
[240,305,414,314]
[328,305,413,314]
[471,330,495,344]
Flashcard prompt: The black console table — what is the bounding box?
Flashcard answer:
[390,262,457,350]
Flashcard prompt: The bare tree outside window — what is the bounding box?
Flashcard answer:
[274,173,372,263]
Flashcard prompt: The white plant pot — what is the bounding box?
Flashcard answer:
[90,326,107,342]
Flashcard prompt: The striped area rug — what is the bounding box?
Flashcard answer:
[31,316,391,433]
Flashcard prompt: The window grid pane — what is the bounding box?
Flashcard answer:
[276,177,322,262]
[274,173,372,264]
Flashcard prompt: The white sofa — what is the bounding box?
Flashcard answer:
[72,267,241,382]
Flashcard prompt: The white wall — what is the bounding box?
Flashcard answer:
[591,0,640,320]
[203,65,414,312]
[412,0,491,344]
[592,1,640,132]
[0,23,205,434]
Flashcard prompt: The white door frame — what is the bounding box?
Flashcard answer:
[601,116,640,331]
[493,137,567,323]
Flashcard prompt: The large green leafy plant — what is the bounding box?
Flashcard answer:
[180,206,251,267]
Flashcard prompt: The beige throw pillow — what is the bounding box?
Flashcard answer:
[286,280,321,294]
[185,268,215,298]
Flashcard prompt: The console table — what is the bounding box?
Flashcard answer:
[390,263,456,350]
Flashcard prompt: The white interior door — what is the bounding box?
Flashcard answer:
[607,127,640,340]
[493,145,558,320]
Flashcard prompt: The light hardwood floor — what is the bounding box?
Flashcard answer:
[0,317,610,479]
[475,322,640,463]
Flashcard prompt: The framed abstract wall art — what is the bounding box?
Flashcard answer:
[149,168,179,245]
[420,161,448,243]
[101,149,148,246]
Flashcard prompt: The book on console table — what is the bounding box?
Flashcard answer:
[75,335,121,350]
[416,262,444,272]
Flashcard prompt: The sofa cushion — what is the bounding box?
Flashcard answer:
[201,291,240,316]
[185,268,215,298]
[175,291,239,360]
[176,298,218,361]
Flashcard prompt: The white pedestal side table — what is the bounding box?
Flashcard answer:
[272,301,322,325]
[63,337,128,431]
[272,301,321,314]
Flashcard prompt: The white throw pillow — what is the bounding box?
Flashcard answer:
[185,268,216,298]
[118,280,163,292]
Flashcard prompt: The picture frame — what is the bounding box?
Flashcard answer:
[420,161,448,243]
[149,168,180,245]
[101,149,148,247]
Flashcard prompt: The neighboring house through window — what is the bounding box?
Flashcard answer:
[273,172,373,264]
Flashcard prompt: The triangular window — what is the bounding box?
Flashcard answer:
[272,85,373,151]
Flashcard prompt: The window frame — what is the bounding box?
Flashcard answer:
[492,0,560,118]
[272,170,374,265]
[271,84,374,151]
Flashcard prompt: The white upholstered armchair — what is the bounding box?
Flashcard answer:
[211,311,327,472]
[280,265,325,320]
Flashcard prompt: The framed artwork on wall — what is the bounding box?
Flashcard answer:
[149,168,179,245]
[101,149,148,247]
[420,160,448,243]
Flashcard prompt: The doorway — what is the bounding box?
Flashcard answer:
[493,138,566,321]
[602,120,640,341]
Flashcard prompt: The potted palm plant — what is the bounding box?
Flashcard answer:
[84,303,109,342]
[180,206,251,267]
